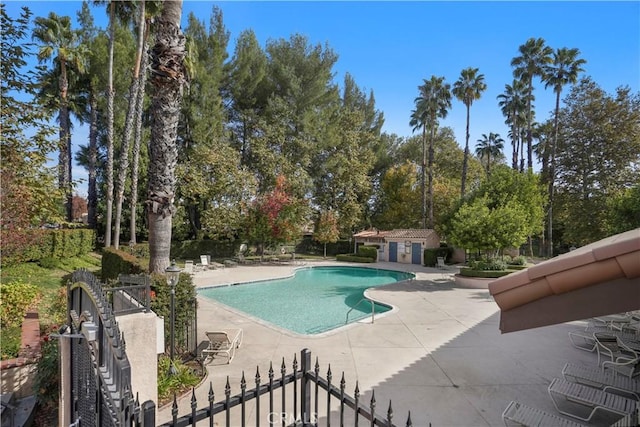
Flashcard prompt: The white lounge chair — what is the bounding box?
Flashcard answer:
[183,260,195,275]
[201,329,243,364]
[594,333,639,367]
[562,362,640,400]
[436,256,447,269]
[502,400,583,427]
[548,377,638,422]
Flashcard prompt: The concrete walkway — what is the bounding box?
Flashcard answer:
[157,261,601,426]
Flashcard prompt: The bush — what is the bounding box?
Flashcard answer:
[357,246,378,260]
[150,272,196,353]
[423,247,453,267]
[469,258,508,271]
[0,281,40,327]
[157,355,201,402]
[336,254,375,263]
[170,240,238,260]
[1,228,95,267]
[34,336,59,410]
[0,325,22,359]
[508,255,527,266]
[296,236,352,256]
[101,247,146,281]
[459,268,513,278]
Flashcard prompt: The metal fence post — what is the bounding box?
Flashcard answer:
[300,348,312,425]
[141,400,156,426]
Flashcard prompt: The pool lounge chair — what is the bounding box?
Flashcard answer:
[569,327,640,353]
[502,400,640,427]
[548,377,638,423]
[594,333,639,367]
[436,256,447,269]
[562,362,640,400]
[201,329,243,364]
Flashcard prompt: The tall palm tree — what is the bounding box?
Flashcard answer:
[497,79,529,171]
[452,67,486,197]
[541,47,586,257]
[475,132,504,175]
[147,0,186,273]
[511,37,552,171]
[410,75,451,228]
[32,12,86,222]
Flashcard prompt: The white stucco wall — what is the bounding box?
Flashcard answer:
[116,311,159,409]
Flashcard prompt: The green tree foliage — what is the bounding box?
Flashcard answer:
[606,185,640,235]
[374,162,421,230]
[1,6,63,259]
[554,77,640,245]
[448,165,545,255]
[475,132,505,175]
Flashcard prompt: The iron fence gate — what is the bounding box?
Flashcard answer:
[64,269,155,426]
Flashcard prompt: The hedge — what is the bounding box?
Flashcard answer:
[459,268,513,278]
[1,228,95,267]
[170,240,238,261]
[335,254,375,263]
[296,237,352,256]
[357,246,378,260]
[101,247,146,281]
[423,247,453,267]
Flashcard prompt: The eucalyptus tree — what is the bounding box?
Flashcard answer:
[475,132,505,175]
[497,79,528,171]
[511,37,552,171]
[541,47,586,257]
[410,75,452,229]
[147,0,187,273]
[32,11,87,222]
[452,67,486,197]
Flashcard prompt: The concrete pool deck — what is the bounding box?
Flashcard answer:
[156,261,601,426]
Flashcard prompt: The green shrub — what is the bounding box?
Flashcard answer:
[101,247,146,281]
[336,254,375,263]
[508,255,527,266]
[469,258,507,271]
[38,257,58,269]
[357,246,378,260]
[170,240,238,260]
[0,325,22,359]
[423,247,452,267]
[0,281,40,327]
[34,336,59,410]
[157,355,201,402]
[150,273,196,353]
[1,228,95,267]
[296,237,352,256]
[459,268,513,278]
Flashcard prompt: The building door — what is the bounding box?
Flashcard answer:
[412,243,422,265]
[389,242,398,262]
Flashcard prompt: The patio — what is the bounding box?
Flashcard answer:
[156,261,601,426]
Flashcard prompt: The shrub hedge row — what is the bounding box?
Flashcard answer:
[335,254,375,263]
[1,228,95,267]
[101,247,146,281]
[357,246,378,260]
[459,268,513,278]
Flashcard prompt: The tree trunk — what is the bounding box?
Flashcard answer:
[130,40,149,246]
[428,119,435,229]
[460,103,470,197]
[105,1,116,247]
[511,107,518,170]
[147,0,186,273]
[87,89,98,229]
[548,90,562,258]
[58,60,73,222]
[526,76,533,171]
[421,124,427,229]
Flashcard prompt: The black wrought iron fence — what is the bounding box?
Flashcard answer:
[159,348,417,427]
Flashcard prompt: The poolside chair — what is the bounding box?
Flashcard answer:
[548,377,638,423]
[201,329,243,364]
[568,327,639,353]
[595,332,639,367]
[502,400,640,427]
[183,260,195,275]
[436,257,447,269]
[562,362,640,400]
[502,400,584,427]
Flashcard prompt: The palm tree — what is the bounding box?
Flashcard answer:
[32,12,86,222]
[410,76,451,228]
[475,132,504,175]
[541,47,586,257]
[497,79,529,171]
[147,0,186,273]
[511,37,552,171]
[452,67,486,197]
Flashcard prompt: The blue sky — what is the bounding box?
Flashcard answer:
[5,1,640,195]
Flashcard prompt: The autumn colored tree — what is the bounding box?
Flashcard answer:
[313,210,340,258]
[244,175,308,258]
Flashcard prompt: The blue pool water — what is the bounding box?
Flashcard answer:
[198,266,414,335]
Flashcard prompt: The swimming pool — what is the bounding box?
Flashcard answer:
[198,266,414,335]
